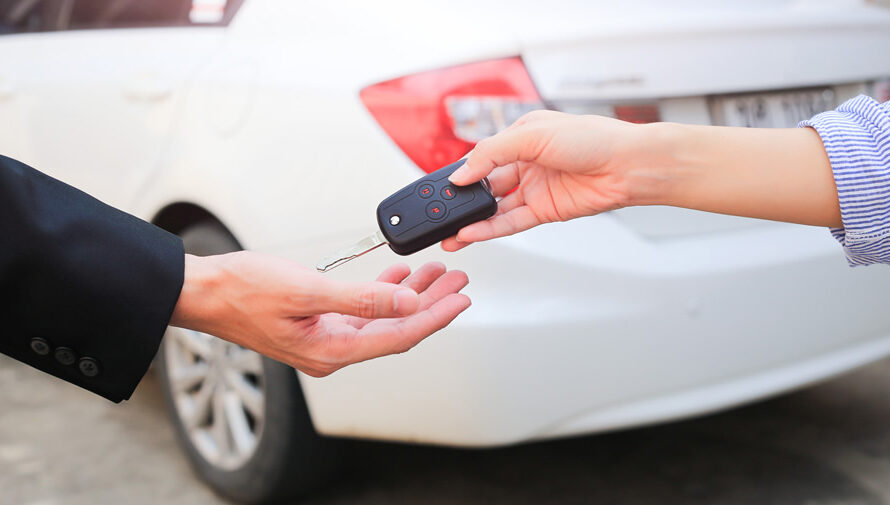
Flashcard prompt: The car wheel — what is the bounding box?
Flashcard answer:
[156,220,341,504]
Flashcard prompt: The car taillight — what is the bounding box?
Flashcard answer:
[360,57,544,173]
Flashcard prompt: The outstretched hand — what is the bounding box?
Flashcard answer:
[442,106,842,251]
[441,110,644,251]
[170,253,470,377]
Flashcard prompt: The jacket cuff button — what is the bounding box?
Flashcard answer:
[29,337,51,356]
[78,357,100,378]
[54,347,77,366]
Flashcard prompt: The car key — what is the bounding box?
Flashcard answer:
[316,159,497,272]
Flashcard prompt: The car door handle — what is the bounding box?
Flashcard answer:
[124,73,173,102]
[0,76,15,100]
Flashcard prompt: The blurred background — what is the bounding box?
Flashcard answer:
[2,0,890,504]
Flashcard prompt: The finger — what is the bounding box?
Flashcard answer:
[342,262,449,329]
[399,261,446,294]
[348,293,471,362]
[416,269,469,310]
[487,163,521,197]
[441,194,525,251]
[494,190,525,215]
[440,192,527,251]
[449,126,547,186]
[375,263,411,284]
[443,194,530,248]
[440,236,471,252]
[456,206,541,243]
[321,280,420,319]
[340,263,413,328]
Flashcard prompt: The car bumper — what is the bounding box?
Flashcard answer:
[280,211,890,447]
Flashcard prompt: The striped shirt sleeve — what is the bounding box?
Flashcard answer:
[799,95,890,266]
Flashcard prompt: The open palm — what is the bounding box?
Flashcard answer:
[290,262,470,376]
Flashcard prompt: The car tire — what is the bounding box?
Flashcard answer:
[156,220,341,504]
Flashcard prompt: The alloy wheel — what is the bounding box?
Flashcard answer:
[163,328,265,470]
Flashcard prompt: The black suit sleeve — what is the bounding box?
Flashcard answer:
[0,154,184,402]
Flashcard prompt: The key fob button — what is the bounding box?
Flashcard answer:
[440,185,456,200]
[425,200,446,220]
[417,184,434,199]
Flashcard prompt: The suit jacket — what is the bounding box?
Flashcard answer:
[0,154,184,402]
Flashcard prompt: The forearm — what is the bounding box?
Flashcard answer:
[0,155,184,402]
[627,122,842,228]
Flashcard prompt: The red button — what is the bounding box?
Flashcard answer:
[440,185,456,200]
[425,200,446,220]
[418,184,434,199]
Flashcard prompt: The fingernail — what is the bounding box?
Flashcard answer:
[448,165,468,184]
[393,289,417,315]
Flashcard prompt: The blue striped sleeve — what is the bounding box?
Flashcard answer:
[799,95,890,266]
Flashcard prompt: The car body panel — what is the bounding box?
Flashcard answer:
[0,27,226,210]
[284,218,890,446]
[3,0,890,447]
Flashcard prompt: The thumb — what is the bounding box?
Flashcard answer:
[322,280,420,319]
[449,126,539,186]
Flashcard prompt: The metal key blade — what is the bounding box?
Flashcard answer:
[316,230,388,273]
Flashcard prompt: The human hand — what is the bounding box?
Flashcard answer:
[170,253,470,376]
[442,107,841,252]
[441,110,649,251]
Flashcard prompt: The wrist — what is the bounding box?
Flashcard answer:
[169,254,225,332]
[620,121,690,208]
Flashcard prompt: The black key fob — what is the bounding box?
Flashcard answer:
[377,159,497,255]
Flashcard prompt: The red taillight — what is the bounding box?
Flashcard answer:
[360,57,543,173]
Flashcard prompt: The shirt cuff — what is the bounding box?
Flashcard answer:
[799,95,890,266]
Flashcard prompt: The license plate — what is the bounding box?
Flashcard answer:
[709,88,838,128]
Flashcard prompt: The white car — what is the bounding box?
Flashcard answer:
[2,0,890,502]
